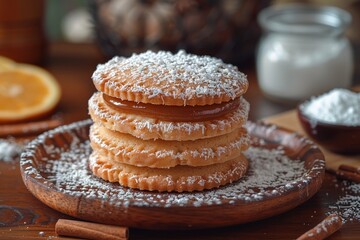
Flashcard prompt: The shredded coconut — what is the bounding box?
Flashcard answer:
[20,120,324,208]
[0,139,23,162]
[300,88,360,126]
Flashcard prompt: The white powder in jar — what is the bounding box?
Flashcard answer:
[300,88,360,126]
[257,5,354,102]
[257,35,353,102]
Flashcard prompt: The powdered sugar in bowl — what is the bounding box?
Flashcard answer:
[298,88,360,154]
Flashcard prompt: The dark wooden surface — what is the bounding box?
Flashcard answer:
[0,42,359,239]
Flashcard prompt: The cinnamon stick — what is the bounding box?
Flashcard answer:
[336,169,360,183]
[335,164,360,183]
[326,166,360,183]
[0,118,62,137]
[55,219,128,240]
[296,213,343,240]
[339,164,360,174]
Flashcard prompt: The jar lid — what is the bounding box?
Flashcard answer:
[258,4,351,36]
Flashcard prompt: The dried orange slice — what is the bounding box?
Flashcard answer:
[0,63,61,123]
[0,56,16,71]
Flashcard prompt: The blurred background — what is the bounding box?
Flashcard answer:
[43,0,360,69]
[45,0,270,67]
[1,0,359,90]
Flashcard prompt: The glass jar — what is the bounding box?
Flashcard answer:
[256,4,353,104]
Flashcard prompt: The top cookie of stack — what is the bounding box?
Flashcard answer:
[89,50,249,141]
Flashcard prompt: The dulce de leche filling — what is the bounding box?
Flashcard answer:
[102,94,241,122]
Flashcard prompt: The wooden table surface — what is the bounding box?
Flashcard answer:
[0,42,359,239]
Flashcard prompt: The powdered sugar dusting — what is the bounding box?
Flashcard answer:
[20,120,324,208]
[92,50,248,105]
[0,139,24,162]
[328,182,360,222]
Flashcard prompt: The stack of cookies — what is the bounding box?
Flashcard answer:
[88,50,250,192]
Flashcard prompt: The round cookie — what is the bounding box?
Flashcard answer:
[88,92,250,141]
[89,151,249,192]
[89,123,249,168]
[91,50,248,106]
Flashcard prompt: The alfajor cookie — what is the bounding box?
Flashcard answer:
[88,50,250,192]
[90,122,249,168]
[89,151,249,192]
[89,92,249,141]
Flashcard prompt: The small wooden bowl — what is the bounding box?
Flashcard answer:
[297,104,360,154]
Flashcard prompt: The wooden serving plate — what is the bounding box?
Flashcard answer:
[20,120,325,230]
